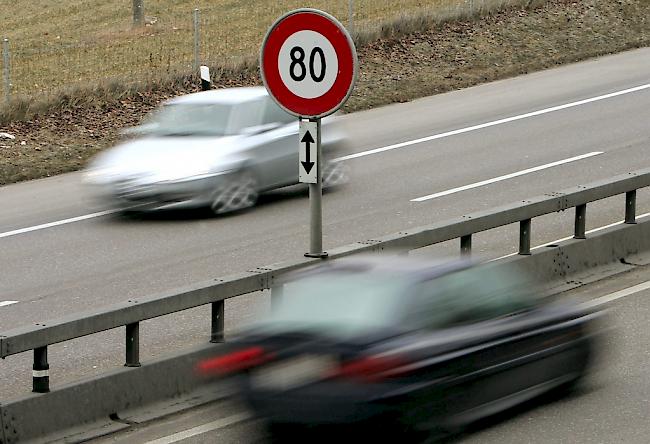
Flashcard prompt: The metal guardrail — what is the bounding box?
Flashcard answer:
[1,168,648,393]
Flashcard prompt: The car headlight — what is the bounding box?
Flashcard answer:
[82,166,121,183]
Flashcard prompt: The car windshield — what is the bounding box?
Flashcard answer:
[262,272,407,336]
[143,103,233,136]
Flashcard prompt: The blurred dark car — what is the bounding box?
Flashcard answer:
[198,256,601,439]
[83,87,348,214]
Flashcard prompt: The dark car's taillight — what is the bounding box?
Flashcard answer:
[333,354,409,382]
[196,346,272,376]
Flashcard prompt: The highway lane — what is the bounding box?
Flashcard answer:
[89,265,650,444]
[1,47,650,398]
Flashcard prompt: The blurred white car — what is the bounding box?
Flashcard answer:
[83,87,348,214]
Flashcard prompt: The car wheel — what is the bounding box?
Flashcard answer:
[210,170,258,215]
[322,160,349,189]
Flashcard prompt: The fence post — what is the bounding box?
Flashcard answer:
[193,9,200,71]
[132,0,144,27]
[33,346,50,393]
[348,0,354,35]
[2,38,10,104]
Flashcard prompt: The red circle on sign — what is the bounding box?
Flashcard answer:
[261,9,357,118]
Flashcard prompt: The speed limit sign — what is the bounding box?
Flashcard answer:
[260,9,357,118]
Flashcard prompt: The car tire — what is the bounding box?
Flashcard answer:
[322,160,349,189]
[210,170,258,215]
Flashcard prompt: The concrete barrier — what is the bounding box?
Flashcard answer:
[0,343,235,443]
[2,218,649,443]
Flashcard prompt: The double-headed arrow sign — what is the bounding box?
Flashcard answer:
[299,121,317,183]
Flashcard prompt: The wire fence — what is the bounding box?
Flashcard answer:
[1,0,527,105]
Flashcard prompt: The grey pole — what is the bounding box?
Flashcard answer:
[348,0,354,35]
[132,0,144,27]
[2,38,10,104]
[193,9,200,72]
[305,118,327,258]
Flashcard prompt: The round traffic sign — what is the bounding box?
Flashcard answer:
[260,9,357,119]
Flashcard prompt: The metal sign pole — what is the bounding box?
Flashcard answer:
[306,118,326,258]
[261,9,357,260]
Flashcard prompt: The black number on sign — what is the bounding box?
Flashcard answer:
[289,47,306,81]
[309,47,326,82]
[289,46,326,82]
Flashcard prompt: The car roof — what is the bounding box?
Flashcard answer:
[287,255,475,283]
[165,87,269,106]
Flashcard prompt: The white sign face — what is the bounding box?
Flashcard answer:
[278,30,339,100]
[298,120,318,184]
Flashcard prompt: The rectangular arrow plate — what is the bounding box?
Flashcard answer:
[299,120,318,184]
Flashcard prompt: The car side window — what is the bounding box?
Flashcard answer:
[262,98,294,125]
[228,99,264,132]
[410,266,536,329]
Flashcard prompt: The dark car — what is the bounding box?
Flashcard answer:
[198,256,601,440]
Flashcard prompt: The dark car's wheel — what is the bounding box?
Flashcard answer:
[210,170,258,215]
[322,160,349,189]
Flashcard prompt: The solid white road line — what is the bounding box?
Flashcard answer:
[0,300,18,307]
[334,82,650,162]
[0,210,118,240]
[411,152,604,202]
[491,212,650,262]
[581,280,650,310]
[144,412,253,444]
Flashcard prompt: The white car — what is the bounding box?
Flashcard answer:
[83,87,348,214]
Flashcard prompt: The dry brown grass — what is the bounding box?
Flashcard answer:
[0,0,522,100]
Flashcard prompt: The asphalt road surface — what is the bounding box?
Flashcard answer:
[1,47,650,399]
[89,266,650,443]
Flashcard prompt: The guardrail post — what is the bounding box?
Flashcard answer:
[210,301,224,343]
[574,204,586,239]
[125,322,141,367]
[625,190,636,224]
[33,346,50,393]
[460,235,472,257]
[519,219,531,255]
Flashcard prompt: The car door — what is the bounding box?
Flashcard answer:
[400,266,556,425]
[256,97,299,187]
[233,97,297,188]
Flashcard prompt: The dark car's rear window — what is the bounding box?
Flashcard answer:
[265,273,407,335]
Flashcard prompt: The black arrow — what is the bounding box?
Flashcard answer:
[301,130,315,174]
